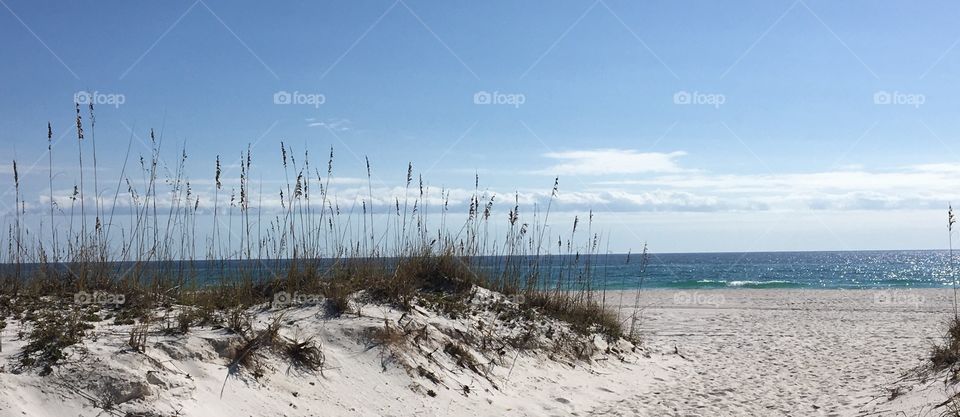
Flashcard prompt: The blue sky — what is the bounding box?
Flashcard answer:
[2,0,960,253]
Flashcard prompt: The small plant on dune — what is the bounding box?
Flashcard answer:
[316,262,379,316]
[112,306,143,326]
[366,318,407,348]
[444,341,482,374]
[175,308,193,333]
[164,306,212,335]
[128,320,150,353]
[363,318,410,371]
[18,308,91,375]
[281,334,325,373]
[322,279,354,316]
[227,315,285,378]
[225,307,252,335]
[931,317,960,371]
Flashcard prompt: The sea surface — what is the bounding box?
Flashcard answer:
[458,250,956,289]
[4,250,955,290]
[603,250,954,289]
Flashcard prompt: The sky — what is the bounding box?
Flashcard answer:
[1,0,960,253]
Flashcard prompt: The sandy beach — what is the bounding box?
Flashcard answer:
[1,288,952,416]
[597,288,953,416]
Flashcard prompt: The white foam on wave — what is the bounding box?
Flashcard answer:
[726,280,795,287]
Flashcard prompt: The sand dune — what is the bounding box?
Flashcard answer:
[0,288,954,416]
[0,288,680,416]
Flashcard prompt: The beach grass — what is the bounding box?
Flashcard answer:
[0,106,647,374]
[931,317,960,370]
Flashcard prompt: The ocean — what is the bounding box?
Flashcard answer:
[4,250,954,290]
[622,250,954,289]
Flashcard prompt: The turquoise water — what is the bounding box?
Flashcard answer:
[613,250,954,289]
[5,250,954,290]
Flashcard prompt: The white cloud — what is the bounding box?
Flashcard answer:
[8,148,960,217]
[163,161,960,214]
[534,149,687,176]
[594,162,960,211]
[308,118,351,132]
[599,164,960,194]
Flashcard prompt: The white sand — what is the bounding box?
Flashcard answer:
[0,288,681,417]
[598,288,954,416]
[0,288,955,416]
